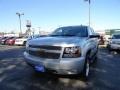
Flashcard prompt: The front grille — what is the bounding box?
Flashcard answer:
[27,45,62,59]
[29,45,62,50]
[28,50,60,59]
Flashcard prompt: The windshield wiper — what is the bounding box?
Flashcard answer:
[49,35,61,37]
[62,34,76,36]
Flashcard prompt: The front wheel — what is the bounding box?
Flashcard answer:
[83,54,90,79]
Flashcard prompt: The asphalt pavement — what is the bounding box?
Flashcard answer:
[0,45,120,90]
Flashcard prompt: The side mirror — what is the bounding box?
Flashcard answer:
[89,35,100,38]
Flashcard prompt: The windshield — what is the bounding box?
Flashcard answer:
[50,26,88,37]
[112,35,120,39]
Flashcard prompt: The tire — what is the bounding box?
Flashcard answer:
[83,53,90,80]
[108,47,113,52]
[23,41,26,46]
[93,48,98,64]
[94,54,98,63]
[107,45,112,52]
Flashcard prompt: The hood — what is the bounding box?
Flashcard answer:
[28,36,87,47]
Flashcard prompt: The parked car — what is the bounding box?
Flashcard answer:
[0,37,14,45]
[14,36,28,45]
[0,37,7,44]
[107,34,120,51]
[24,25,99,78]
[5,37,19,45]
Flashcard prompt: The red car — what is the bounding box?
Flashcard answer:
[6,37,18,45]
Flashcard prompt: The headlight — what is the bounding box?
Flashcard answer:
[63,46,81,58]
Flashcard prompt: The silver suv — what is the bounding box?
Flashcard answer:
[24,25,99,78]
[107,34,120,51]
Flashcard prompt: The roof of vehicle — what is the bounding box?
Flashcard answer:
[60,25,88,28]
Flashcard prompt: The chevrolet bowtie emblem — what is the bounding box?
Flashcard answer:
[38,49,45,53]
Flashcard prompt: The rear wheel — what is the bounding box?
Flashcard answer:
[23,41,26,46]
[92,48,98,64]
[108,47,113,53]
[107,44,112,51]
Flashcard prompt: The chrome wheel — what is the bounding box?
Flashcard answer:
[83,54,90,79]
[85,59,90,77]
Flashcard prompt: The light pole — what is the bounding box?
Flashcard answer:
[38,27,41,34]
[16,12,24,34]
[84,0,91,27]
[26,20,31,36]
[32,28,35,35]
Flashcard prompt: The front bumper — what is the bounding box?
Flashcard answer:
[24,52,85,75]
[15,41,23,45]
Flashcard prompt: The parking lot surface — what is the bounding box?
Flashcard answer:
[0,45,120,90]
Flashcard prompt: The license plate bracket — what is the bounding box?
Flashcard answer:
[35,65,45,72]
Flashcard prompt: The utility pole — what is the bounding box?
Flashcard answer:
[32,28,35,36]
[26,20,31,36]
[38,27,41,35]
[84,0,91,27]
[16,12,24,34]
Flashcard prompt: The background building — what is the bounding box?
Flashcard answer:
[105,29,120,35]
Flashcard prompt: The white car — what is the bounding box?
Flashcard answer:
[107,34,120,51]
[15,36,28,45]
